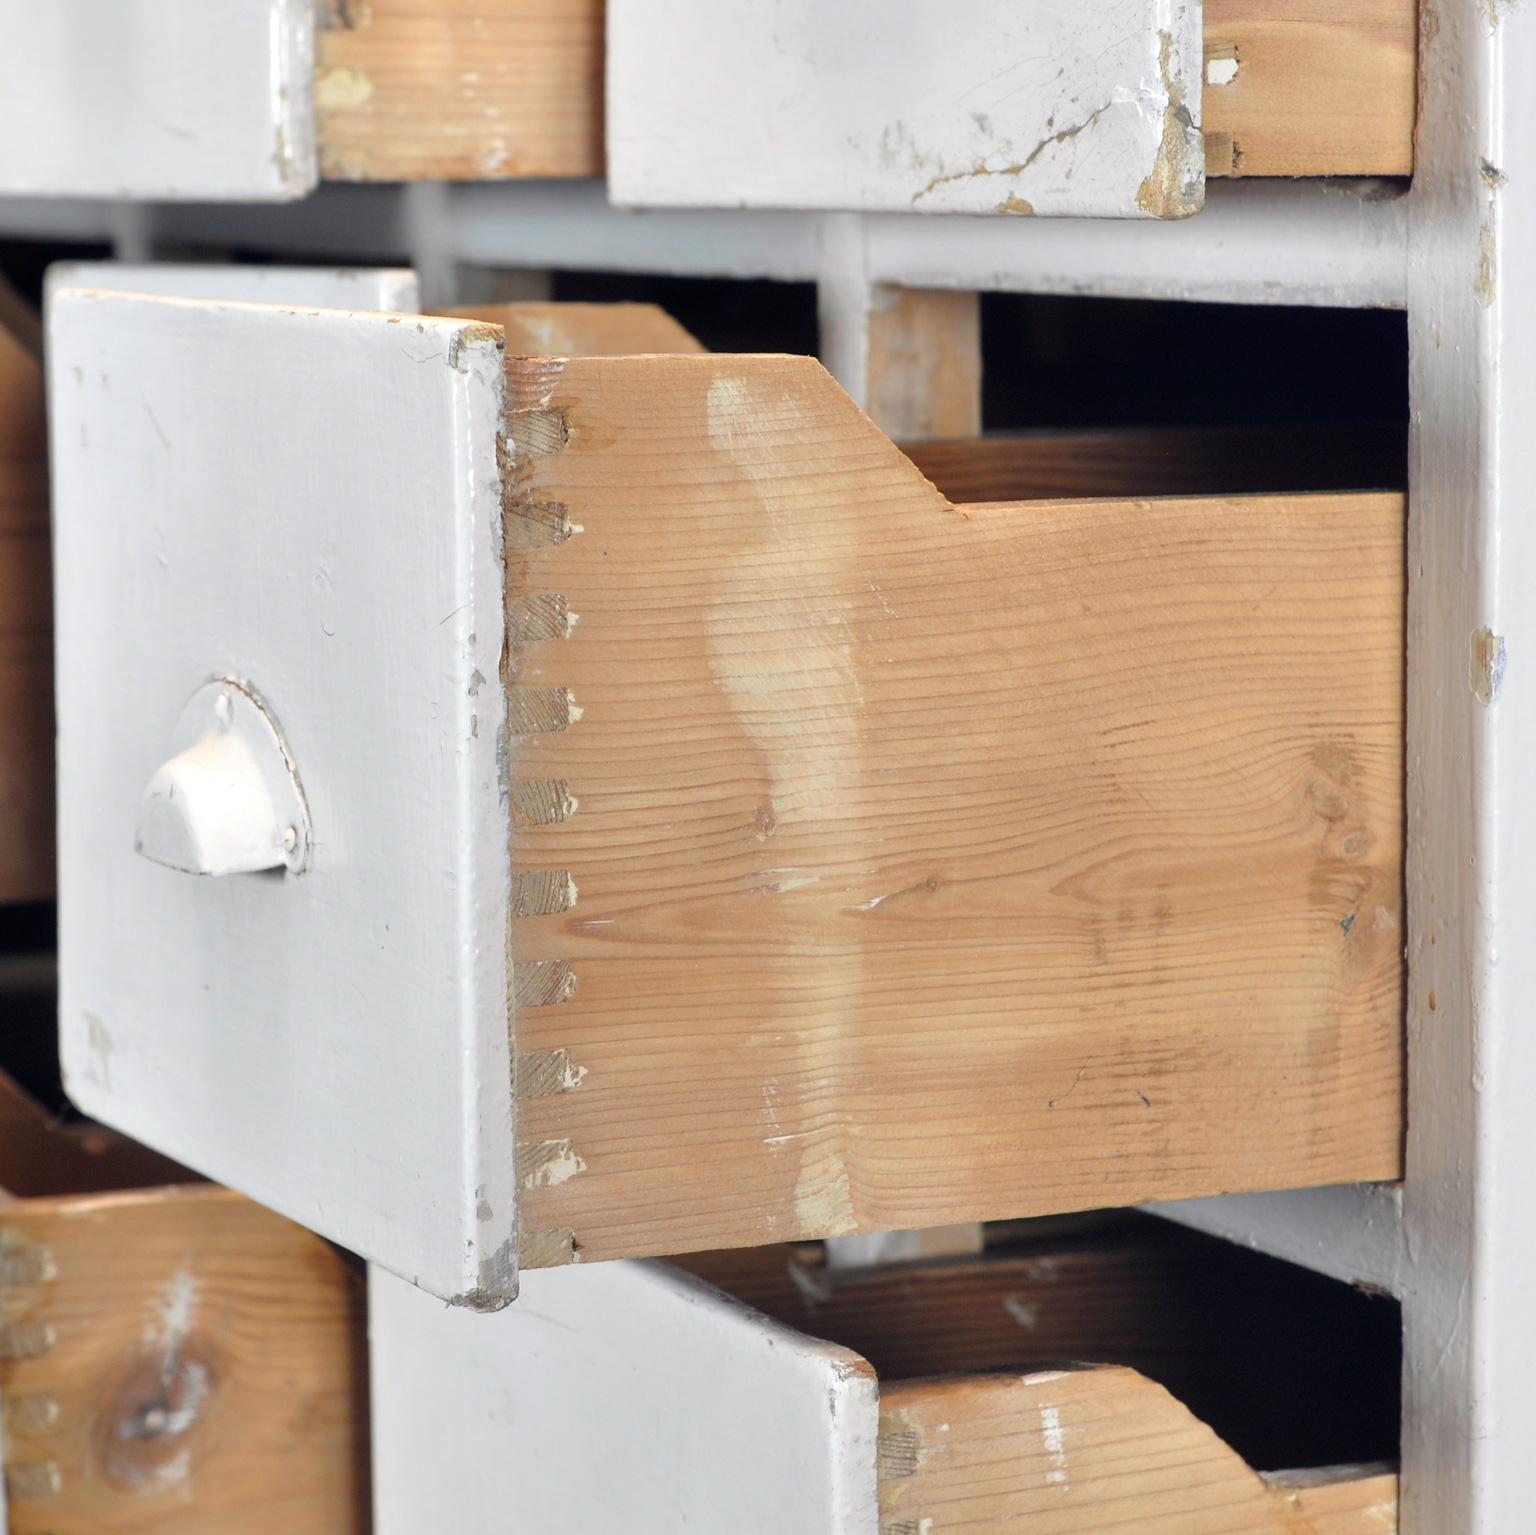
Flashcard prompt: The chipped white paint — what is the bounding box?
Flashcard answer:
[45,263,421,314]
[0,0,316,200]
[1206,56,1240,86]
[609,0,1204,218]
[369,1259,880,1533]
[50,293,514,1305]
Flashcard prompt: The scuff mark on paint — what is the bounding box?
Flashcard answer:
[84,1013,114,1090]
[1475,221,1497,307]
[1472,626,1506,704]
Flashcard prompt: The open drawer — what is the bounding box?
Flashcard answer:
[371,1217,1400,1532]
[49,292,1403,1307]
[608,0,1418,216]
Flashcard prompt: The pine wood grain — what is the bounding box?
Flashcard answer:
[0,1186,367,1534]
[903,424,1408,504]
[504,351,1404,1266]
[867,288,982,442]
[877,1368,1397,1533]
[0,316,52,903]
[315,0,603,181]
[445,301,704,355]
[1204,0,1416,177]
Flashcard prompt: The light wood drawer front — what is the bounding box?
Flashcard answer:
[51,295,1403,1307]
[372,1229,1399,1533]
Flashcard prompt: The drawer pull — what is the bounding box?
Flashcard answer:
[134,679,310,878]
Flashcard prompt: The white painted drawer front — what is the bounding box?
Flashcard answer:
[369,1260,880,1535]
[0,0,316,200]
[50,293,512,1306]
[608,0,1204,218]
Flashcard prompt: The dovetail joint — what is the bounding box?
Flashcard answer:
[0,1246,54,1286]
[516,1138,587,1190]
[5,1394,60,1432]
[518,1226,576,1268]
[516,1047,587,1098]
[511,868,577,918]
[877,1431,922,1480]
[509,593,573,645]
[512,959,576,1010]
[6,1462,62,1500]
[0,1321,55,1364]
[510,778,576,827]
[508,686,577,736]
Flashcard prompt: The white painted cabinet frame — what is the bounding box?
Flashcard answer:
[12,0,1534,1521]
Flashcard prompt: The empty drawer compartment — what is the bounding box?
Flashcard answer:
[50,293,1403,1305]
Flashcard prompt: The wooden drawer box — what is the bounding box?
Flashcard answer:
[371,1219,1400,1532]
[50,293,1403,1307]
